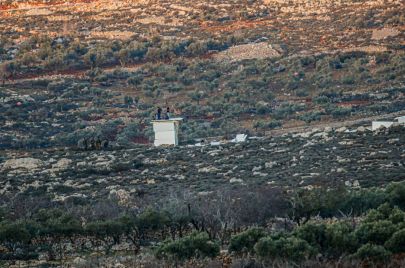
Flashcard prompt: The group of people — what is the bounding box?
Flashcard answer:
[77,137,109,150]
[155,107,171,120]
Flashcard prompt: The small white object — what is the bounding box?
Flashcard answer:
[231,134,247,143]
[210,141,221,146]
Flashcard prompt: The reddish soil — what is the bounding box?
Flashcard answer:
[336,100,370,107]
[200,19,272,32]
[0,0,97,11]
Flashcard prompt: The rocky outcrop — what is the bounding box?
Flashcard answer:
[2,158,43,174]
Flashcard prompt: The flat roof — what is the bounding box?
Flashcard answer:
[151,117,183,123]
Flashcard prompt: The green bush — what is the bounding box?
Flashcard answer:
[324,222,358,257]
[155,232,220,262]
[385,229,405,253]
[386,182,405,209]
[353,243,391,262]
[299,111,322,123]
[137,209,170,231]
[268,120,282,129]
[355,220,398,245]
[330,107,352,118]
[0,222,31,252]
[229,227,266,254]
[255,235,315,262]
[342,75,355,85]
[294,223,326,251]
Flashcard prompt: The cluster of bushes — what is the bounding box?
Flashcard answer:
[149,201,405,265]
[229,203,405,264]
[3,47,405,148]
[0,34,240,78]
[1,181,404,264]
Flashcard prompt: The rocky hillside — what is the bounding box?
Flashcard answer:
[1,0,404,53]
[0,1,405,267]
[1,123,404,204]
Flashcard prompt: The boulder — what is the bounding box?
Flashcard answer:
[73,257,86,266]
[252,165,262,172]
[357,126,366,133]
[336,127,347,133]
[2,158,43,171]
[110,189,131,206]
[198,166,220,173]
[51,158,72,170]
[265,161,277,168]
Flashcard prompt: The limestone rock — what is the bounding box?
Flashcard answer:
[230,178,243,183]
[51,158,72,170]
[2,158,43,172]
[198,166,220,173]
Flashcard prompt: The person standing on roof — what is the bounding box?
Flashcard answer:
[156,107,162,120]
[165,107,171,119]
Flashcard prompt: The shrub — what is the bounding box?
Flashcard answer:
[155,232,220,262]
[294,223,326,251]
[0,222,31,252]
[385,229,405,253]
[137,209,170,232]
[268,120,282,129]
[386,182,405,209]
[254,236,277,260]
[353,243,391,262]
[324,222,358,257]
[299,111,322,123]
[356,220,398,245]
[342,75,355,85]
[330,107,352,118]
[341,188,388,216]
[229,227,266,255]
[255,235,315,262]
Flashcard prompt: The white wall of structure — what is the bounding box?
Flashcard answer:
[152,119,182,146]
[372,121,394,131]
[396,116,405,124]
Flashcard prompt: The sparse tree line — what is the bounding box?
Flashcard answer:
[0,34,240,80]
[1,181,405,266]
[1,44,404,149]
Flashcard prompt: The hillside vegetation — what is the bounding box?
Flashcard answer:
[0,0,404,267]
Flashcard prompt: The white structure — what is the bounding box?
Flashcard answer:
[395,116,405,124]
[152,118,182,146]
[371,116,405,131]
[231,134,248,143]
[372,121,394,131]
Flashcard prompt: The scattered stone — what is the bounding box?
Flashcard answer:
[336,127,347,133]
[230,178,243,183]
[252,166,262,172]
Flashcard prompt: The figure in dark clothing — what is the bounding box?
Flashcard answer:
[157,107,162,120]
[166,107,171,119]
[101,139,109,149]
[83,138,88,150]
[95,137,102,150]
[90,137,96,150]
